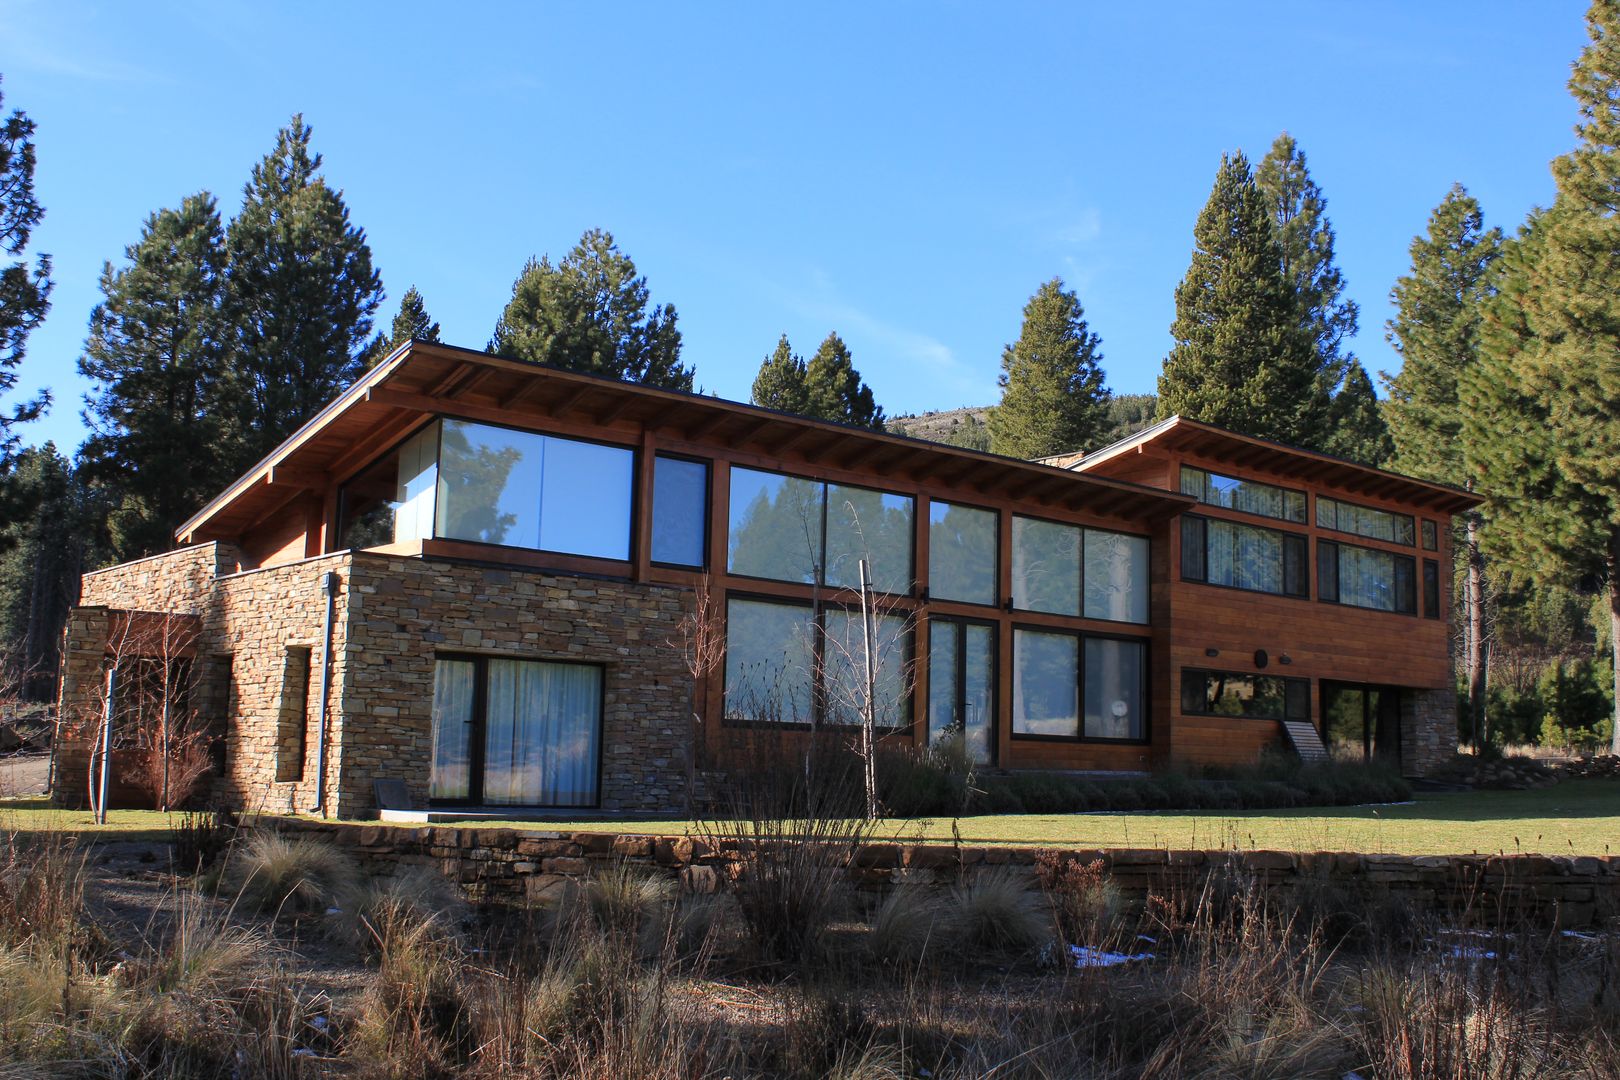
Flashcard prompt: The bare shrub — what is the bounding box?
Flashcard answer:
[582,860,676,947]
[332,866,465,959]
[1034,853,1121,947]
[223,830,358,917]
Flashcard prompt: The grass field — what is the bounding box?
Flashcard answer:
[6,779,1617,856]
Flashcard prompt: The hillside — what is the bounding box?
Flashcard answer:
[888,394,1159,456]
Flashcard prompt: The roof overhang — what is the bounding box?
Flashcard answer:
[177,341,1195,543]
[1069,415,1484,516]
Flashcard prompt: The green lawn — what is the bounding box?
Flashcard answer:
[5,781,1618,857]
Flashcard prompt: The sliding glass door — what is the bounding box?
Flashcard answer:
[928,619,995,764]
[1321,682,1402,769]
[429,656,603,807]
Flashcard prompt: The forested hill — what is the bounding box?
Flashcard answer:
[889,394,1159,455]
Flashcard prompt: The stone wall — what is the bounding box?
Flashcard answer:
[1401,685,1457,777]
[275,820,1620,930]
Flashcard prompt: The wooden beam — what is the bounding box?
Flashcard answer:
[266,465,329,489]
[544,384,596,419]
[326,410,427,481]
[731,417,775,447]
[594,394,640,427]
[498,377,546,410]
[684,411,732,441]
[421,362,473,398]
[444,367,496,400]
[768,425,818,456]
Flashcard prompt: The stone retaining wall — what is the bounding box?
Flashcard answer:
[275,820,1620,930]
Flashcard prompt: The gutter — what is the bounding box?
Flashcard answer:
[312,570,339,817]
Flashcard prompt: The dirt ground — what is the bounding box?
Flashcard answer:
[0,752,50,798]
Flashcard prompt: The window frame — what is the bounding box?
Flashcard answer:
[335,416,443,551]
[1421,519,1439,551]
[1009,623,1151,746]
[1317,538,1419,616]
[1179,667,1311,723]
[1179,513,1309,600]
[927,614,999,764]
[1010,511,1152,625]
[1179,465,1308,525]
[1315,495,1417,547]
[925,498,1000,608]
[1423,558,1441,620]
[649,452,712,571]
[428,651,608,810]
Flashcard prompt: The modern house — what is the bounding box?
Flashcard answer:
[57,340,1480,817]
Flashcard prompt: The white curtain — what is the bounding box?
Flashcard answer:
[483,659,602,807]
[429,659,475,799]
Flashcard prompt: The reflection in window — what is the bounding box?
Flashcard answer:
[1012,517,1081,615]
[537,437,634,559]
[1012,629,1078,737]
[1316,496,1416,546]
[822,609,909,728]
[1421,520,1438,551]
[928,501,997,606]
[1318,540,1416,614]
[1083,638,1144,740]
[1083,531,1149,623]
[339,422,440,549]
[429,658,475,800]
[727,466,915,592]
[651,456,708,567]
[1180,466,1306,523]
[1180,669,1310,722]
[437,421,543,547]
[826,483,914,594]
[723,598,816,723]
[1181,515,1307,598]
[727,467,824,584]
[929,620,994,763]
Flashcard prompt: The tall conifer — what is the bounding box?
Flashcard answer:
[224,115,383,470]
[751,334,810,414]
[803,332,884,430]
[362,284,440,365]
[988,277,1111,459]
[79,193,232,559]
[1158,152,1324,445]
[0,75,51,466]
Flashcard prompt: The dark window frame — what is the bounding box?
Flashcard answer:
[428,651,608,810]
[1315,495,1417,547]
[1179,513,1309,599]
[1178,464,1308,524]
[1317,538,1418,616]
[1008,622,1151,746]
[927,614,999,765]
[649,452,712,570]
[1010,511,1153,625]
[335,416,442,551]
[1179,667,1311,722]
[1423,558,1441,620]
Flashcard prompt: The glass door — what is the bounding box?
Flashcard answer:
[1320,681,1403,769]
[928,619,995,764]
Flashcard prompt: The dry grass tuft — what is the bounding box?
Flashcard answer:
[946,867,1052,954]
[223,830,359,917]
[332,866,464,959]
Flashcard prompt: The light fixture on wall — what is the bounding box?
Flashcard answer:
[1253,649,1269,669]
[1204,647,1219,658]
[1279,653,1292,666]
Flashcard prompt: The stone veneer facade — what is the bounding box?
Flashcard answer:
[63,543,694,818]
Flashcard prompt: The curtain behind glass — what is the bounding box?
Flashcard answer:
[484,659,601,807]
[429,659,475,800]
[1083,530,1149,623]
[1083,638,1143,739]
[1012,517,1080,615]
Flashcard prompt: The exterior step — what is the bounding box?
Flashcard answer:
[1281,720,1331,764]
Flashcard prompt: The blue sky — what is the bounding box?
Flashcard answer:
[0,1,1591,455]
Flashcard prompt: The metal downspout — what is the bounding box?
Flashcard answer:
[312,571,339,817]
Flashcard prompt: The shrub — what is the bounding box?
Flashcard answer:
[333,866,464,959]
[1033,853,1120,947]
[946,868,1051,954]
[170,806,238,876]
[223,831,358,917]
[868,886,950,966]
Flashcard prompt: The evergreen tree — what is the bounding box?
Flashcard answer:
[362,284,440,365]
[751,334,810,413]
[224,115,383,470]
[1322,361,1393,465]
[803,332,884,429]
[1497,0,1620,753]
[0,75,51,467]
[78,193,231,559]
[1157,152,1326,445]
[1384,185,1504,480]
[489,229,693,391]
[0,445,98,701]
[988,277,1111,458]
[1385,184,1504,743]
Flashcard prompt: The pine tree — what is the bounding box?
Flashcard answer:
[987,277,1111,458]
[803,332,884,429]
[224,115,383,470]
[79,193,231,559]
[1322,361,1393,465]
[1157,152,1326,445]
[1501,0,1620,753]
[362,284,440,365]
[1384,184,1504,743]
[751,334,810,413]
[0,75,51,466]
[489,229,693,391]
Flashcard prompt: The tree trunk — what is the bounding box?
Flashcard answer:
[1465,512,1488,746]
[1609,530,1620,757]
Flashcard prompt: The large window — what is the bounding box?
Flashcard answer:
[1180,669,1310,722]
[1316,496,1415,546]
[1012,515,1149,623]
[651,455,708,567]
[435,419,634,560]
[1423,559,1440,619]
[727,466,914,594]
[1180,466,1306,523]
[929,620,994,763]
[822,608,910,729]
[722,598,816,723]
[1318,540,1416,614]
[428,655,603,807]
[339,422,440,549]
[1180,515,1308,598]
[928,501,997,606]
[1012,628,1146,741]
